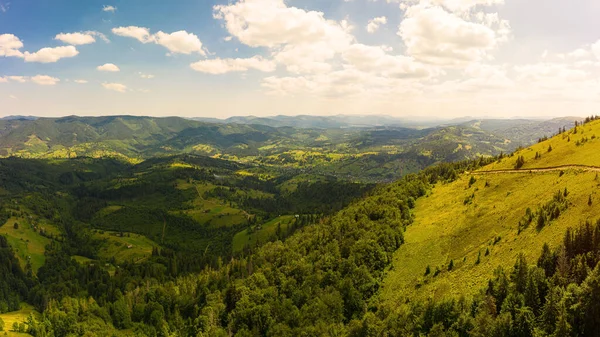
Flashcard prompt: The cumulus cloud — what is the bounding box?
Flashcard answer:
[367,16,387,33]
[23,46,79,63]
[102,82,127,92]
[190,56,276,74]
[74,79,88,84]
[154,31,205,55]
[213,0,353,73]
[103,5,116,12]
[97,63,120,72]
[0,34,24,57]
[112,26,205,55]
[31,75,60,85]
[1,34,81,63]
[398,3,509,65]
[55,32,95,45]
[55,31,109,45]
[112,26,155,43]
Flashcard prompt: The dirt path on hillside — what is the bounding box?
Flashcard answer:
[470,164,600,175]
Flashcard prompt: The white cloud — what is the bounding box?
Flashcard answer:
[190,56,276,74]
[9,94,16,99]
[398,4,509,65]
[0,34,24,57]
[0,2,9,13]
[55,32,94,45]
[23,46,79,63]
[154,31,205,55]
[74,79,88,84]
[112,26,155,43]
[7,76,26,82]
[139,73,155,79]
[367,16,387,33]
[55,31,109,45]
[102,82,127,92]
[97,63,120,72]
[214,0,352,48]
[103,5,116,12]
[2,75,61,85]
[213,0,353,73]
[112,26,205,55]
[31,75,60,86]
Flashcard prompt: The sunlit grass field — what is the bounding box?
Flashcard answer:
[0,303,38,336]
[483,119,600,171]
[379,120,600,308]
[232,215,295,253]
[95,230,158,264]
[0,217,57,272]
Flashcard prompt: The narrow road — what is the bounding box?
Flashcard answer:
[470,164,600,175]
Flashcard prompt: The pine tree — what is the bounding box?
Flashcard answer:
[515,155,525,169]
[448,260,454,271]
[589,195,593,206]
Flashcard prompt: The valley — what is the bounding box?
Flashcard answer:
[0,114,597,336]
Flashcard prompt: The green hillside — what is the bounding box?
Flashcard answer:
[374,118,600,327]
[0,116,597,336]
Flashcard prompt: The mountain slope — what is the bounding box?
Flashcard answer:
[378,118,600,307]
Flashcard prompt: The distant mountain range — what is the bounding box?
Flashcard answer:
[0,114,582,181]
[190,114,581,130]
[190,114,464,129]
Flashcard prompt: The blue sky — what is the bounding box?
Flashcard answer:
[1,0,600,118]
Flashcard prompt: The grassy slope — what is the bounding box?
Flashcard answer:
[177,180,248,228]
[95,231,158,264]
[232,215,295,253]
[0,303,37,336]
[0,218,54,272]
[379,119,600,307]
[482,120,600,171]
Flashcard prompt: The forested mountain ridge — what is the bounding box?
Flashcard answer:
[0,152,491,336]
[0,115,577,182]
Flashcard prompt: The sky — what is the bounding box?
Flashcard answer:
[1,0,600,119]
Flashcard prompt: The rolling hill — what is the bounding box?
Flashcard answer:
[0,115,578,183]
[378,118,600,308]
